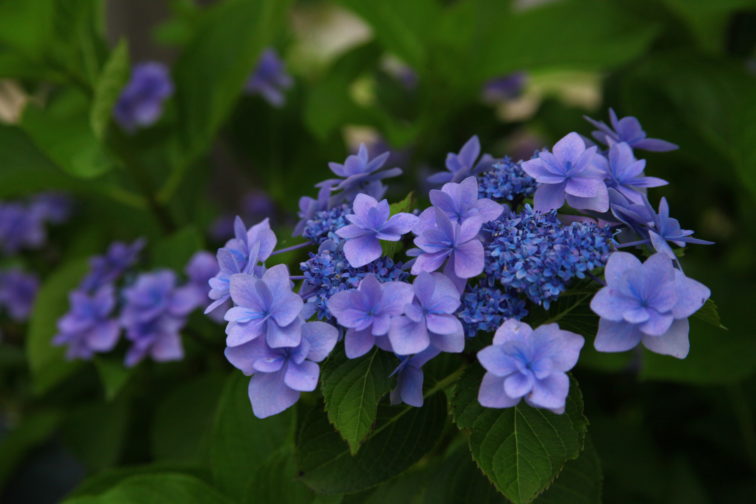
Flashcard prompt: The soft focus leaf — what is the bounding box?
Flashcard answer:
[94,356,134,401]
[26,259,88,394]
[245,449,314,504]
[151,225,203,271]
[64,473,231,504]
[533,437,603,504]
[61,398,129,472]
[0,410,62,490]
[209,373,295,499]
[321,349,394,454]
[452,368,588,504]
[90,40,130,140]
[297,395,446,494]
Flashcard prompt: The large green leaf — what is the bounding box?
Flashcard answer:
[64,473,231,504]
[296,395,446,494]
[452,369,588,504]
[321,349,394,454]
[26,259,89,394]
[91,40,130,140]
[533,437,602,504]
[209,373,295,499]
[94,356,134,401]
[61,398,130,472]
[0,409,62,490]
[246,449,315,504]
[151,225,204,271]
[172,0,291,169]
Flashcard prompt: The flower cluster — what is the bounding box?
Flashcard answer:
[245,48,293,107]
[211,109,711,419]
[114,63,174,132]
[0,268,39,322]
[54,241,218,365]
[0,193,72,255]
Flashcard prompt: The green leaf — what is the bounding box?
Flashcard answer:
[0,410,62,489]
[692,299,727,330]
[296,395,446,494]
[381,192,415,259]
[321,349,394,454]
[64,473,231,504]
[61,398,130,472]
[91,40,130,139]
[21,90,114,179]
[26,259,88,394]
[151,372,226,462]
[452,368,588,504]
[151,225,203,270]
[246,449,314,504]
[94,356,134,400]
[172,0,292,167]
[209,373,295,499]
[533,437,603,504]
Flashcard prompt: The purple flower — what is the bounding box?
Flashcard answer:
[29,192,72,224]
[53,285,120,360]
[294,185,331,237]
[0,203,46,254]
[335,194,417,268]
[390,347,440,407]
[477,319,584,414]
[482,72,526,102]
[648,197,713,258]
[595,142,667,204]
[80,239,145,292]
[224,265,304,349]
[327,274,414,358]
[590,252,710,359]
[388,272,464,356]
[427,176,503,226]
[411,208,484,279]
[114,62,173,132]
[207,217,277,313]
[245,48,293,107]
[0,268,39,322]
[427,136,495,185]
[522,132,609,212]
[121,270,195,366]
[225,321,338,418]
[585,108,678,152]
[320,144,403,203]
[183,251,219,313]
[210,190,277,241]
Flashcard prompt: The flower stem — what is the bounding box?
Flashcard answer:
[270,241,312,256]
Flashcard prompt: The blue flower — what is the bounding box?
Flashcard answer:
[596,142,667,204]
[476,157,537,202]
[114,62,173,132]
[0,202,46,254]
[388,272,464,356]
[294,185,331,237]
[336,194,417,268]
[29,192,72,224]
[121,270,196,366]
[522,132,609,212]
[53,285,120,360]
[477,319,584,414]
[482,72,527,102]
[389,347,440,407]
[427,136,495,185]
[80,239,145,292]
[225,320,338,418]
[584,108,678,152]
[224,264,305,349]
[182,251,219,314]
[302,204,350,245]
[327,274,414,358]
[459,284,527,337]
[245,48,293,107]
[590,252,710,358]
[0,268,38,322]
[411,208,484,280]
[427,176,503,226]
[320,144,403,204]
[648,197,713,258]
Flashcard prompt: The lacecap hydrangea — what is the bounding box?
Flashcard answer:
[210,113,712,419]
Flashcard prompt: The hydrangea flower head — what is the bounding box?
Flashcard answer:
[0,268,39,322]
[321,144,403,202]
[459,283,527,337]
[590,252,710,358]
[336,194,417,268]
[389,272,464,355]
[428,176,503,226]
[53,285,120,360]
[225,321,338,418]
[245,48,293,107]
[302,204,350,245]
[114,62,173,132]
[327,274,414,358]
[596,142,667,204]
[477,319,584,414]
[121,270,194,366]
[476,158,537,202]
[483,72,527,102]
[411,208,484,279]
[521,132,609,212]
[0,202,46,254]
[585,108,678,152]
[428,136,494,185]
[80,239,145,292]
[29,192,72,224]
[294,185,331,237]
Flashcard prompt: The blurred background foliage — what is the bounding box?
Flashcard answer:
[0,0,755,502]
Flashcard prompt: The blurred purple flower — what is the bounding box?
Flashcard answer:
[245,48,293,107]
[114,62,173,132]
[80,239,145,292]
[591,252,709,358]
[210,190,276,241]
[522,132,609,212]
[477,319,583,414]
[0,268,39,322]
[483,72,526,102]
[0,203,46,254]
[29,192,72,224]
[182,251,219,314]
[53,285,120,360]
[584,108,678,152]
